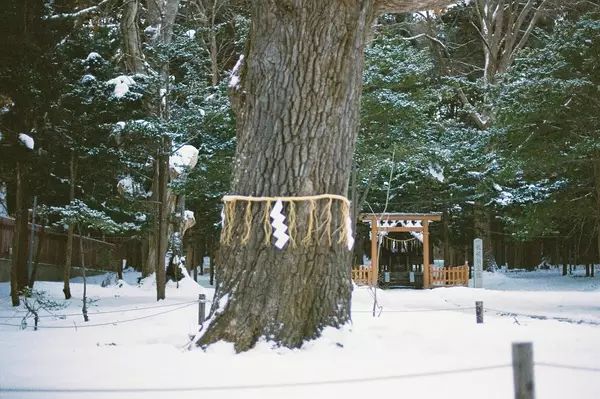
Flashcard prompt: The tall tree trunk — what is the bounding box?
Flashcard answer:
[198,0,378,352]
[143,158,160,278]
[474,202,495,269]
[63,153,76,299]
[15,177,29,291]
[10,161,25,306]
[156,144,169,300]
[28,223,45,287]
[121,0,145,73]
[131,0,181,300]
[443,210,451,266]
[595,160,600,275]
[197,0,455,352]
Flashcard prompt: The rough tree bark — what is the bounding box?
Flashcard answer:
[121,0,145,73]
[198,0,454,352]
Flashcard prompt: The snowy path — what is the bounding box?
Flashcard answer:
[1,269,599,398]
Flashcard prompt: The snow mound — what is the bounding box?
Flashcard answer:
[117,175,146,197]
[18,133,34,150]
[107,75,135,98]
[170,145,199,174]
[81,74,96,84]
[85,52,102,62]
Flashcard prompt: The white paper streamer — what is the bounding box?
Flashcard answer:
[345,215,354,251]
[270,200,289,249]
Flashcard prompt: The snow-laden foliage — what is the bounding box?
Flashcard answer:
[49,199,139,234]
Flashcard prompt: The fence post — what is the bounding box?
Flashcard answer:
[512,342,535,399]
[476,301,484,324]
[198,293,206,326]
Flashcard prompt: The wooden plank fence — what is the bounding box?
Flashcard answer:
[431,264,469,287]
[0,217,117,271]
[352,263,469,288]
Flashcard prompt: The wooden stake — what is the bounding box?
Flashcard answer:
[198,294,206,325]
[512,342,535,399]
[476,301,484,324]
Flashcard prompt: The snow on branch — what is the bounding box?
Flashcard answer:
[229,54,244,90]
[44,0,110,20]
[18,133,35,150]
[376,0,457,14]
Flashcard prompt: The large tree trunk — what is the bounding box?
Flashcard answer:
[198,0,377,352]
[198,0,456,352]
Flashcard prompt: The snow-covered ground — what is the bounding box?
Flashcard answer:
[1,268,599,399]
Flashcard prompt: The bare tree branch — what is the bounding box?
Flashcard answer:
[44,0,111,20]
[375,0,457,15]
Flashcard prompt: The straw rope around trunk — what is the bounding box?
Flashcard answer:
[220,194,353,250]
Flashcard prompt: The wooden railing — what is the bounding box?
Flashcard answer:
[351,267,372,286]
[430,264,469,287]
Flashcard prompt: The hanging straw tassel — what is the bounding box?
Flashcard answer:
[222,200,236,245]
[221,194,351,249]
[302,199,317,245]
[322,198,333,246]
[241,201,253,245]
[263,199,272,246]
[338,200,350,246]
[288,201,297,248]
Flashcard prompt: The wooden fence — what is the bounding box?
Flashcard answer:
[431,264,469,287]
[0,217,117,271]
[351,266,372,286]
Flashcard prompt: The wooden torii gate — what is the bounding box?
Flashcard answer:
[360,213,441,289]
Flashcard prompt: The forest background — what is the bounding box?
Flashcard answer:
[0,0,598,296]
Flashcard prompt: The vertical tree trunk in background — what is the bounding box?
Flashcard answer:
[63,153,76,299]
[156,145,169,300]
[208,0,220,86]
[143,159,160,278]
[474,202,495,269]
[15,185,29,291]
[443,210,450,266]
[10,162,29,294]
[10,162,24,306]
[121,0,145,73]
[594,160,600,273]
[28,223,45,287]
[145,0,181,300]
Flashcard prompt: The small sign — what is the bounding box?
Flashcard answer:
[203,256,210,267]
[409,271,415,283]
